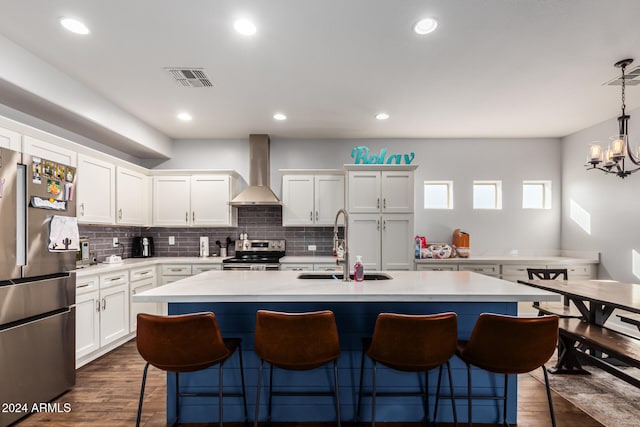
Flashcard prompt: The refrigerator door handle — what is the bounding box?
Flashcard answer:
[16,164,26,266]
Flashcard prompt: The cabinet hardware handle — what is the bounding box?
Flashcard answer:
[139,271,149,275]
[383,198,386,209]
[315,211,319,221]
[80,203,85,216]
[110,277,120,281]
[310,211,313,221]
[377,219,380,230]
[170,268,182,272]
[96,300,100,312]
[101,298,106,310]
[193,211,195,222]
[186,211,189,223]
[118,209,123,219]
[383,220,386,230]
[377,198,380,209]
[77,283,89,288]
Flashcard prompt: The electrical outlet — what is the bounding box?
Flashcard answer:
[168,236,175,245]
[112,237,119,247]
[308,244,317,251]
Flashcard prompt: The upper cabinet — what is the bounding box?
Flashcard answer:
[22,135,77,167]
[281,171,345,226]
[152,174,236,227]
[77,154,116,224]
[0,126,20,151]
[347,169,414,213]
[116,166,150,226]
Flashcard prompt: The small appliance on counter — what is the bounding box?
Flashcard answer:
[452,228,470,258]
[132,236,154,258]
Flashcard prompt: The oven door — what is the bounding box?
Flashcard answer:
[223,263,280,271]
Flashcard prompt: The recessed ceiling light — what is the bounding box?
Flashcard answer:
[376,113,390,120]
[234,19,257,36]
[177,112,192,121]
[273,113,287,121]
[59,17,90,35]
[413,18,438,35]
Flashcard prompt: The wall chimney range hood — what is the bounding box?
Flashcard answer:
[229,134,281,206]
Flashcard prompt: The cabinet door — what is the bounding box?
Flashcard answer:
[130,279,158,332]
[75,290,100,360]
[99,283,130,347]
[315,175,345,225]
[152,176,190,226]
[77,154,116,224]
[190,175,231,226]
[116,167,148,225]
[22,135,77,167]
[348,214,382,270]
[381,171,414,213]
[282,175,315,225]
[0,126,20,151]
[348,171,381,213]
[381,214,413,270]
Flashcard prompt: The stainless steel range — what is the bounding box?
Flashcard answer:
[223,239,285,270]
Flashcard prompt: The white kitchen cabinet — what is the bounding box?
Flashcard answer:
[75,275,100,362]
[160,264,193,285]
[458,264,501,277]
[116,166,149,226]
[281,172,344,226]
[77,153,116,224]
[152,175,236,226]
[0,126,20,151]
[501,262,595,282]
[347,169,414,214]
[416,264,458,272]
[98,271,129,347]
[348,213,413,271]
[22,135,77,167]
[129,266,158,332]
[192,263,222,274]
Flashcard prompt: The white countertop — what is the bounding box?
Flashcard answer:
[280,256,337,263]
[74,256,226,276]
[414,255,599,265]
[133,270,560,304]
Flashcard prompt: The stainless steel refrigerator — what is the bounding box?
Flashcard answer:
[0,147,77,426]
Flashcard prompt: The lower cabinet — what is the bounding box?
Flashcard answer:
[129,265,159,333]
[160,264,192,285]
[75,276,100,361]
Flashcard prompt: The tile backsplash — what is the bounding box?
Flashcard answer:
[79,206,336,261]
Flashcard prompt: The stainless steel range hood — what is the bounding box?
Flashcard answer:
[229,134,281,206]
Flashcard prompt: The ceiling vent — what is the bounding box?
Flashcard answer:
[603,65,640,86]
[165,67,213,87]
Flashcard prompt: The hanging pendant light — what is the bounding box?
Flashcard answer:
[586,58,640,178]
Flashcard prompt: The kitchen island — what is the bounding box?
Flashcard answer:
[133,270,559,425]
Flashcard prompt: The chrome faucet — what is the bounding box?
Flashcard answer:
[333,208,350,282]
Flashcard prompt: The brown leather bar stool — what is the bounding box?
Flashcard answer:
[135,312,248,427]
[456,313,559,427]
[253,310,341,427]
[357,312,458,427]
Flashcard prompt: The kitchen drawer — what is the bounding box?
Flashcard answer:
[500,264,545,277]
[459,264,500,276]
[130,266,156,282]
[314,263,342,272]
[99,271,128,289]
[161,264,192,276]
[76,275,99,295]
[416,264,458,271]
[192,264,222,274]
[281,263,313,271]
[554,264,595,278]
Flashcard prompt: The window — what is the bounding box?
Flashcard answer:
[473,180,502,209]
[424,181,453,209]
[523,181,551,209]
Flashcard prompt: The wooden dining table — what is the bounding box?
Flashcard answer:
[517,279,640,326]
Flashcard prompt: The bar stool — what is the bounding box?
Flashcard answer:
[135,312,248,427]
[456,313,559,427]
[357,312,459,427]
[253,310,341,427]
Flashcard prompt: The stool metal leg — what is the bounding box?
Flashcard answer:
[333,360,342,427]
[267,364,274,427]
[542,366,557,427]
[446,361,458,427]
[175,372,180,426]
[371,360,378,427]
[503,374,509,427]
[219,361,224,427]
[237,345,249,427]
[356,346,366,425]
[254,359,263,427]
[136,362,150,427]
[424,370,430,426]
[433,366,443,426]
[466,362,472,427]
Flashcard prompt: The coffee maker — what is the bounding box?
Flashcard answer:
[132,236,154,258]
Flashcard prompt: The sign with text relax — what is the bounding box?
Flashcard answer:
[351,146,415,164]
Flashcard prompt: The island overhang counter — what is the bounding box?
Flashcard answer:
[133,270,559,425]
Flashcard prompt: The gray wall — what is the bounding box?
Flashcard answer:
[156,137,563,254]
[561,106,640,282]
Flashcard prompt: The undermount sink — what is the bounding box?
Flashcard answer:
[297,273,393,280]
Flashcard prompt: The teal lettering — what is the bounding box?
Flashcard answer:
[351,146,370,164]
[404,152,415,164]
[386,154,402,164]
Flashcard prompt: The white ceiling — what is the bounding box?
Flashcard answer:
[0,0,639,146]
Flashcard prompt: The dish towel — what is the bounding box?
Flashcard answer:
[48,215,80,251]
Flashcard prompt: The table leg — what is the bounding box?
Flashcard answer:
[549,333,591,375]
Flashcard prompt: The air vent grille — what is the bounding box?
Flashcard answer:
[165,67,213,87]
[604,65,640,86]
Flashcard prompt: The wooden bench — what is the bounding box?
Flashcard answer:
[534,301,582,318]
[617,312,640,331]
[555,318,640,388]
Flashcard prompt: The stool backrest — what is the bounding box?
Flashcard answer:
[461,313,559,374]
[368,312,458,371]
[136,312,231,372]
[527,268,568,280]
[254,310,340,370]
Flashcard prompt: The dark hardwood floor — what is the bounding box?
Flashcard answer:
[15,339,602,426]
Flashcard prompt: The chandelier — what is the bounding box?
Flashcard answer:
[586,58,640,178]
